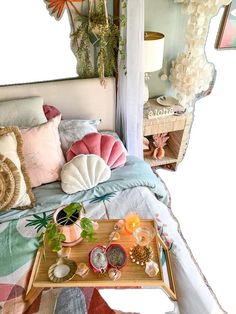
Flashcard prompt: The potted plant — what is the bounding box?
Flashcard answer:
[71,0,120,84]
[38,203,96,253]
[45,0,125,84]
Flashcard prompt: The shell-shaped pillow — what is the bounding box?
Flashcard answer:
[66,133,126,169]
[61,154,111,194]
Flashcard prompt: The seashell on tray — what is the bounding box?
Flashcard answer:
[145,260,159,278]
[48,258,77,283]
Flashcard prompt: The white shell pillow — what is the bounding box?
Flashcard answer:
[61,154,111,194]
[0,97,47,127]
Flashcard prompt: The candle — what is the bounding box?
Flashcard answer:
[125,212,141,233]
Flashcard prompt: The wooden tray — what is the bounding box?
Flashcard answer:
[26,219,176,300]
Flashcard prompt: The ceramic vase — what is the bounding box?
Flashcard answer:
[53,206,84,246]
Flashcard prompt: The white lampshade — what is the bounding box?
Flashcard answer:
[144,32,165,73]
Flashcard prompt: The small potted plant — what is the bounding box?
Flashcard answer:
[39,203,96,253]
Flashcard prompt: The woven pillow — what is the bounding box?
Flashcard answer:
[66,133,126,169]
[0,127,35,211]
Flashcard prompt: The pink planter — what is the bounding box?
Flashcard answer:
[53,206,83,246]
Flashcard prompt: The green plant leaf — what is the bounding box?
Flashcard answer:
[63,203,82,219]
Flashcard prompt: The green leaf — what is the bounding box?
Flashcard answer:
[63,203,82,219]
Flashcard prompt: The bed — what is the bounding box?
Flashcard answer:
[0,78,225,314]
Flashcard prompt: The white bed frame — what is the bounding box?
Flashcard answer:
[0,77,116,130]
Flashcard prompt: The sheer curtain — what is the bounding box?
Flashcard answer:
[116,0,144,158]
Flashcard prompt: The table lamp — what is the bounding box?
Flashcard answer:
[144,31,165,103]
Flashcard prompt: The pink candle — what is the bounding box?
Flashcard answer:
[125,212,141,233]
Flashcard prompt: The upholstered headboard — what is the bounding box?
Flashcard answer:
[0,77,116,130]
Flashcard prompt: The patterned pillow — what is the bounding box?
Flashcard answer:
[0,127,35,211]
[59,119,101,154]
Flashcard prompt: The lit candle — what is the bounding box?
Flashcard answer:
[125,212,141,233]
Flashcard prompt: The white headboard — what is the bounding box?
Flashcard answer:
[0,77,116,130]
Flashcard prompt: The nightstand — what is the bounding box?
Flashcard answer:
[143,99,193,170]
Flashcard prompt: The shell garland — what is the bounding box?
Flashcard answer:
[170,0,231,108]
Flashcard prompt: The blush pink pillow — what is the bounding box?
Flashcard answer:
[21,115,65,188]
[66,132,126,169]
[43,104,61,120]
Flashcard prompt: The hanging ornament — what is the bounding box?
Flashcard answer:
[170,0,230,108]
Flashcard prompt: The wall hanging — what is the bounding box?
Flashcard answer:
[170,0,232,109]
[216,0,236,49]
[44,0,121,85]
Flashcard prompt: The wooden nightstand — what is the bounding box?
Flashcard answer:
[143,99,193,170]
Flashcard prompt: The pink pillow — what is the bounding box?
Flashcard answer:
[43,104,61,120]
[21,115,65,188]
[66,133,126,169]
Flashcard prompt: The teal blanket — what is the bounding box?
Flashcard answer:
[0,156,169,223]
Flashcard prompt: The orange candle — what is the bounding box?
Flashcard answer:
[125,212,141,233]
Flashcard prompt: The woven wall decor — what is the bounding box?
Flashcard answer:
[0,154,21,211]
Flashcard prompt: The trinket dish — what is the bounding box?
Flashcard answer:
[106,244,127,269]
[48,257,77,283]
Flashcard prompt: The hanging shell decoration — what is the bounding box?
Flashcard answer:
[170,0,232,108]
[0,154,20,211]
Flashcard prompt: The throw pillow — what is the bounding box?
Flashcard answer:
[59,119,101,154]
[21,115,65,188]
[0,97,47,127]
[0,127,35,211]
[43,104,61,120]
[66,133,126,169]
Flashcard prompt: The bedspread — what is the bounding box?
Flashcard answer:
[0,157,225,314]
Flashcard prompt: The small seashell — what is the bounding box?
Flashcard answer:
[57,247,71,259]
[157,147,165,160]
[92,221,99,231]
[114,220,125,231]
[76,263,90,278]
[145,260,159,278]
[108,268,121,281]
[109,231,120,241]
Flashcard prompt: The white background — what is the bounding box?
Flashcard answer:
[0,2,235,314]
